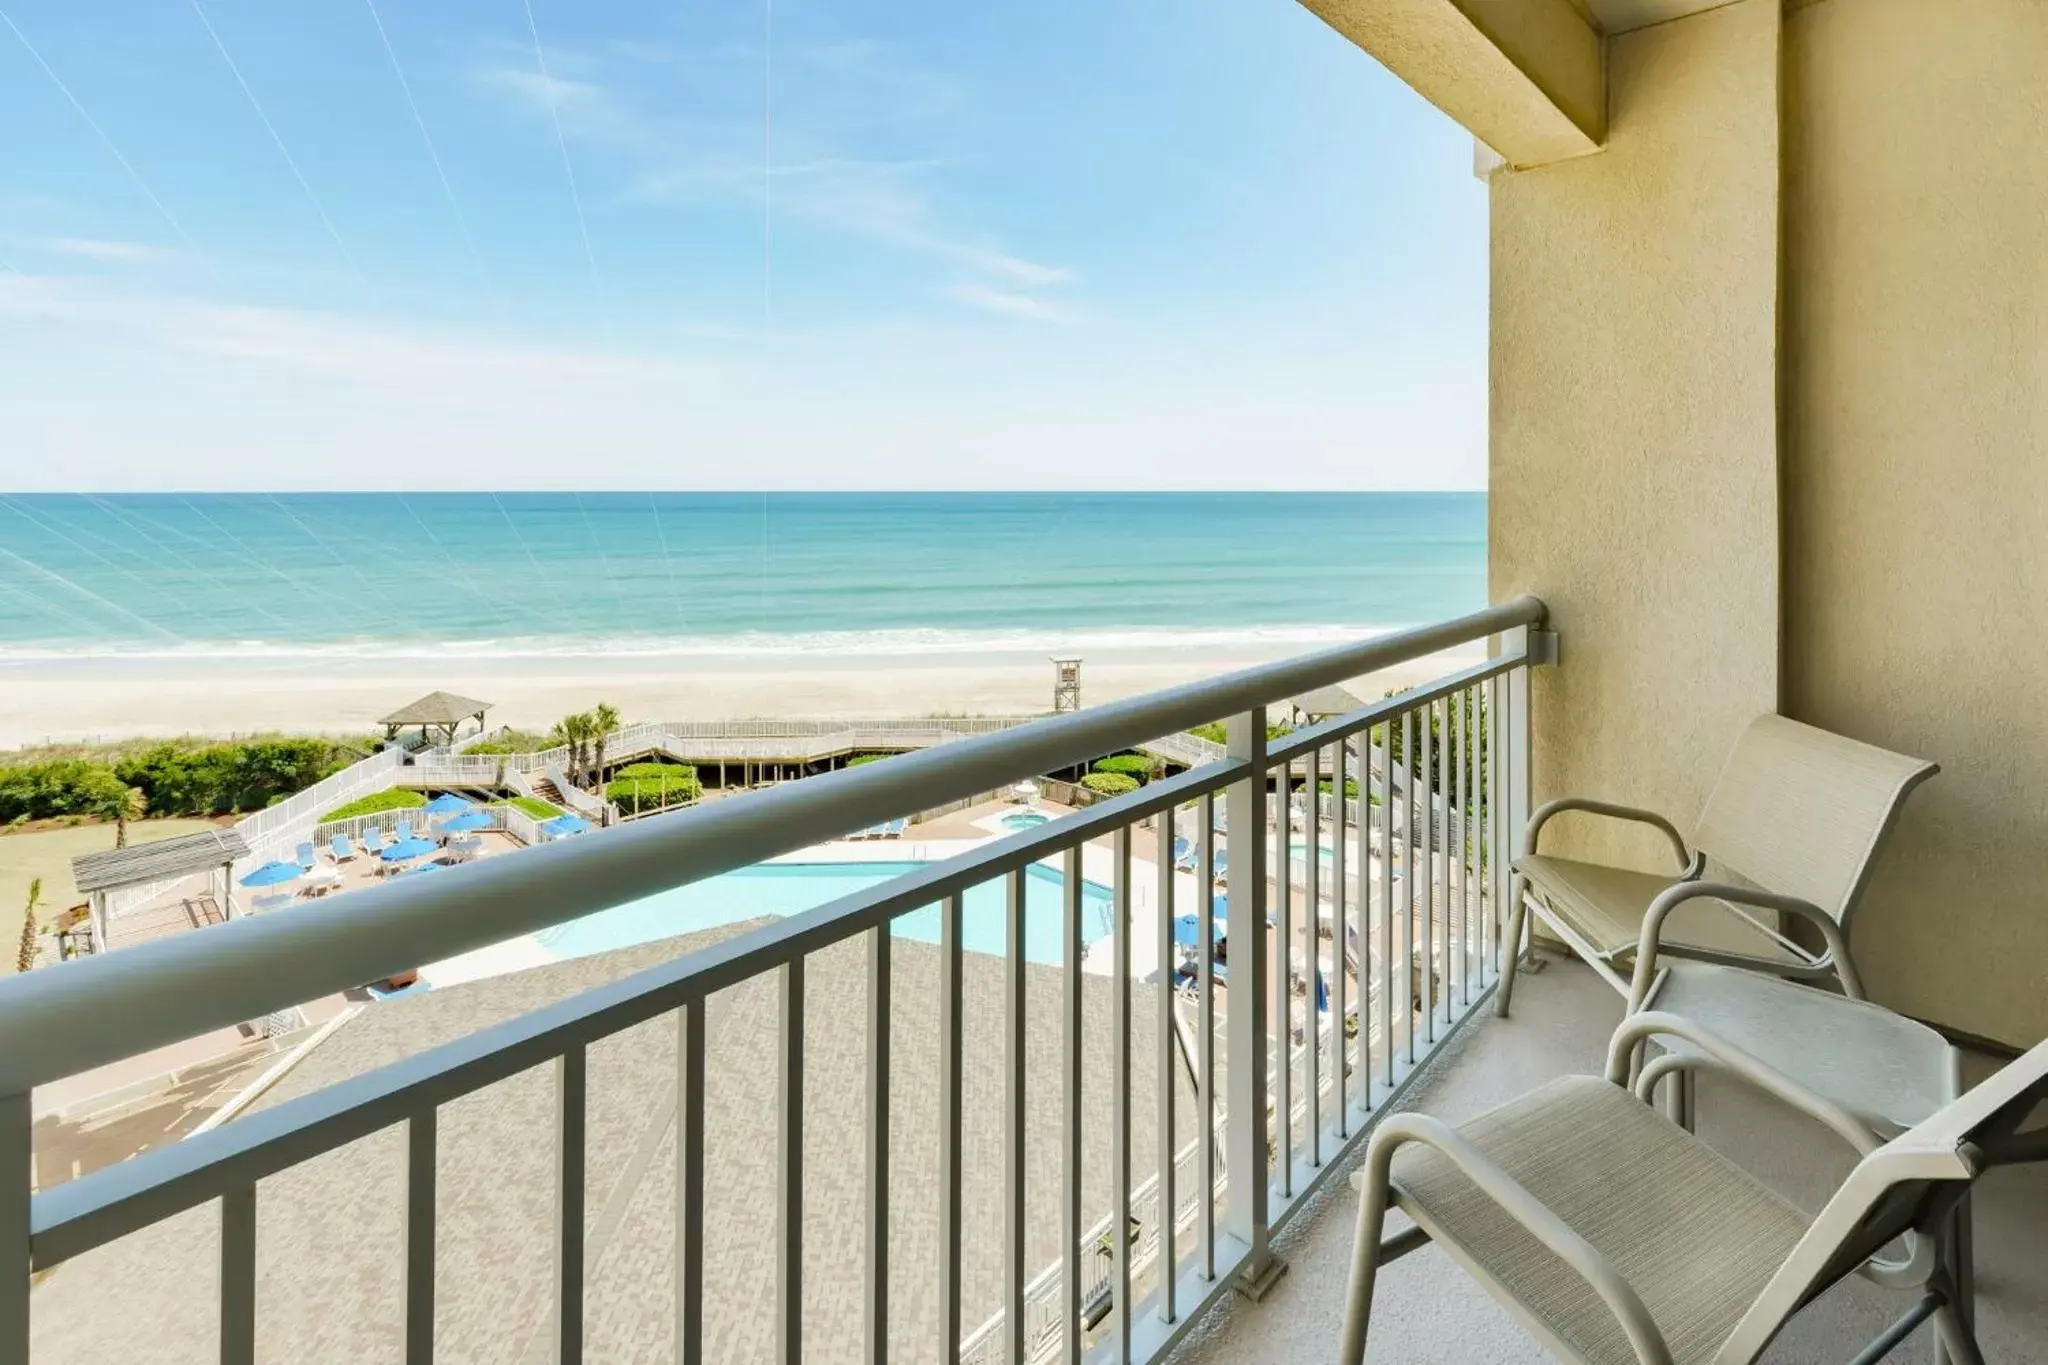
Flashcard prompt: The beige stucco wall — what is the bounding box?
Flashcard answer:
[1780,0,2048,1046]
[1489,0,1783,875]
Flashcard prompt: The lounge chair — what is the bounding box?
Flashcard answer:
[883,818,908,839]
[361,827,388,856]
[1499,715,1937,1017]
[395,818,416,844]
[329,833,357,864]
[1173,836,1195,872]
[295,841,318,870]
[1341,1011,2048,1365]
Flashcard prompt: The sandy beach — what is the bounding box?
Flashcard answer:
[0,642,1488,748]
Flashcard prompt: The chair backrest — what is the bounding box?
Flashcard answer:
[1722,1037,2048,1362]
[1691,715,1936,926]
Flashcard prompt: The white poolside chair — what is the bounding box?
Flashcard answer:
[1498,715,1937,1016]
[1341,1012,2048,1365]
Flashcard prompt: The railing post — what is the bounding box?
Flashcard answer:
[1223,709,1283,1298]
[0,1090,27,1363]
[1502,627,1538,970]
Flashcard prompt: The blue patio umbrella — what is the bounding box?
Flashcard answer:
[239,860,303,888]
[442,809,493,833]
[1173,913,1229,949]
[542,813,592,837]
[380,837,440,862]
[1315,971,1329,1014]
[424,793,473,816]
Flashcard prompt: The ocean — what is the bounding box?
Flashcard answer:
[0,492,1485,660]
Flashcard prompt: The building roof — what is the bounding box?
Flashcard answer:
[377,690,492,727]
[70,829,250,894]
[1291,683,1367,718]
[29,921,1187,1362]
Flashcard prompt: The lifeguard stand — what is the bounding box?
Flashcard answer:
[1051,657,1082,713]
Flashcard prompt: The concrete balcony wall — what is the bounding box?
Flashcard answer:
[1779,0,2048,1048]
[1311,0,2048,1046]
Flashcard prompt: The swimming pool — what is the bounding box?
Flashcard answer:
[1000,810,1051,831]
[535,860,1118,966]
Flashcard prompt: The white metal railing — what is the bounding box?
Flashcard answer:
[103,746,409,922]
[0,599,1548,1364]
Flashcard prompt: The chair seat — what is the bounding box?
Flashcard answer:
[1645,964,1958,1136]
[1515,855,1804,965]
[1388,1076,1809,1365]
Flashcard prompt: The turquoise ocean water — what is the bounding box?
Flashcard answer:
[0,492,1484,659]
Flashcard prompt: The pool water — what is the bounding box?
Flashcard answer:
[535,860,1117,965]
[1000,810,1051,830]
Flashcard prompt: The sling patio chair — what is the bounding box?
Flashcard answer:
[1341,1011,2048,1365]
[1497,715,1937,1018]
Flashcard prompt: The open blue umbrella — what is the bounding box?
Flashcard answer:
[442,809,492,833]
[1173,913,1229,949]
[424,793,473,816]
[542,813,592,838]
[380,837,440,862]
[239,859,303,888]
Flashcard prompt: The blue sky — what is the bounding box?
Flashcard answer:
[0,0,1485,491]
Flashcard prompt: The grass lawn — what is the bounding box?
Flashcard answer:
[0,819,223,968]
[495,797,562,819]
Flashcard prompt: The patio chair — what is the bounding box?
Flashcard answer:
[1341,1011,2048,1365]
[329,833,357,864]
[1173,835,1195,871]
[295,841,318,870]
[361,827,388,856]
[395,818,416,844]
[1498,715,1936,1017]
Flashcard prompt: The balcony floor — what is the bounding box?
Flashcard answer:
[1168,954,2048,1364]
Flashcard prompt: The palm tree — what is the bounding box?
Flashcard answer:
[550,712,591,788]
[17,878,41,975]
[587,703,621,790]
[110,786,145,849]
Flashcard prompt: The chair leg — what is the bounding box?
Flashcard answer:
[1340,1141,1400,1363]
[1930,1303,1986,1365]
[1494,874,1528,1018]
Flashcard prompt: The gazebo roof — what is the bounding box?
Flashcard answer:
[1291,684,1367,718]
[378,691,492,727]
[72,829,251,894]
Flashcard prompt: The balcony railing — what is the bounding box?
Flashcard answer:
[0,597,1548,1364]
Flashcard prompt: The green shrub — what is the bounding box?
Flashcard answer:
[119,737,347,816]
[0,760,129,823]
[464,729,551,756]
[1316,777,1361,801]
[1092,753,1159,784]
[1080,772,1140,798]
[846,753,891,767]
[320,789,426,822]
[606,762,702,811]
[1188,720,1294,747]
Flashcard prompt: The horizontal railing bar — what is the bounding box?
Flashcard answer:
[28,760,1245,1265]
[1263,652,1524,766]
[0,597,1542,1097]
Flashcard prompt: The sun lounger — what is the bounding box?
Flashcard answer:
[295,841,318,870]
[329,833,357,863]
[1173,836,1194,871]
[883,818,908,839]
[361,827,388,856]
[395,818,416,844]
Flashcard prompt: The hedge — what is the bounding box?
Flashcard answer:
[0,760,129,824]
[1092,753,1159,784]
[846,753,891,767]
[1080,772,1140,798]
[1188,720,1294,746]
[2,736,358,824]
[1316,777,1362,801]
[320,789,427,822]
[606,762,702,811]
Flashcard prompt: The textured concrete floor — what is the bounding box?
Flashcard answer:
[1167,954,2048,1365]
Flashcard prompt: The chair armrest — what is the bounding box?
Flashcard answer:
[1522,797,1693,873]
[1605,1012,1878,1156]
[1360,1114,1676,1365]
[1624,882,1863,1011]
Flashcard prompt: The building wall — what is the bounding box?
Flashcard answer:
[1780,0,2048,1046]
[1489,0,1783,875]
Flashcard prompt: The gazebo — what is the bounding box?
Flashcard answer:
[72,828,251,953]
[379,691,492,746]
[1290,683,1367,724]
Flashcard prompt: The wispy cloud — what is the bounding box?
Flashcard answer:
[943,282,1073,323]
[473,35,1074,319]
[38,237,172,264]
